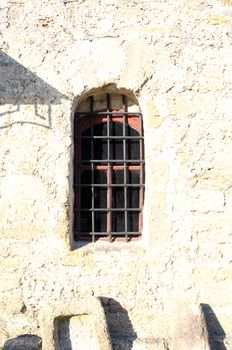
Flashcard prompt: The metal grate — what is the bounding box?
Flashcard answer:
[73,93,144,242]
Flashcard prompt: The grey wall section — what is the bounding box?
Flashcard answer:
[0,0,232,349]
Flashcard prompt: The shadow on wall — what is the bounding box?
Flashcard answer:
[201,303,227,350]
[2,334,42,350]
[101,297,137,350]
[0,50,66,129]
[54,316,72,350]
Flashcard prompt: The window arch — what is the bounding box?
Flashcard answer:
[73,92,144,242]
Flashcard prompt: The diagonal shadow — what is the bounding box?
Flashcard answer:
[200,303,227,350]
[0,50,67,129]
[100,297,137,350]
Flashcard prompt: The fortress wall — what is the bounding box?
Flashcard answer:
[0,0,232,348]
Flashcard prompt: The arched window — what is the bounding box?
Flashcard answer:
[73,92,144,242]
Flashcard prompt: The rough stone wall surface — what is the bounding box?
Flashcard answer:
[0,0,232,349]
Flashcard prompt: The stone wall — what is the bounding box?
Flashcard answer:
[0,0,232,349]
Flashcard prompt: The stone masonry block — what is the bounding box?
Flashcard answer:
[189,190,225,212]
[39,297,112,350]
[146,162,169,190]
[167,95,193,119]
[3,335,42,350]
[146,100,164,128]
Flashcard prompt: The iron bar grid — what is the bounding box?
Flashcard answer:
[75,208,142,212]
[74,184,145,187]
[90,96,95,242]
[75,111,142,116]
[74,232,141,237]
[123,94,128,240]
[73,93,144,242]
[76,159,144,164]
[78,136,144,139]
[107,93,111,242]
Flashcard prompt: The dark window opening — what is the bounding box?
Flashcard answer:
[73,93,144,242]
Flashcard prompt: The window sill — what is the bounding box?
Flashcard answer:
[72,237,146,252]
